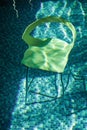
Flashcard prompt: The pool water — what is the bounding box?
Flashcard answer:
[0,0,87,130]
[9,0,87,130]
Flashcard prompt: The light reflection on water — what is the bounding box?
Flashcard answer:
[10,0,86,130]
[35,0,85,41]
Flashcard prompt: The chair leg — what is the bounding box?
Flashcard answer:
[25,67,29,104]
[25,68,61,105]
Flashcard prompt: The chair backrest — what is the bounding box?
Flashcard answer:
[21,16,76,73]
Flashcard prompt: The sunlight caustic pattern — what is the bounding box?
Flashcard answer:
[10,0,86,130]
[12,0,19,18]
[12,0,34,18]
[10,78,78,130]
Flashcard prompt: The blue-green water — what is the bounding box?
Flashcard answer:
[9,0,87,130]
[0,0,87,130]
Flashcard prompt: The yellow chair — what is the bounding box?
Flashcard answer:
[21,16,76,104]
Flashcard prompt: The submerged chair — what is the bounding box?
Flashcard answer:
[21,16,76,104]
[71,65,87,91]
